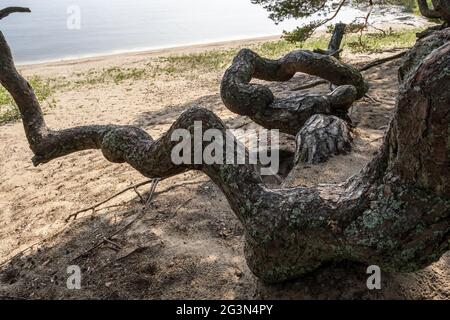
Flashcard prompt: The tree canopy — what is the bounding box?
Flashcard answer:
[251,0,445,42]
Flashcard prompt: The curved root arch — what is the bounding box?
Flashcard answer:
[220,48,368,135]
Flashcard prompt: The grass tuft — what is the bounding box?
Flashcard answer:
[0,76,53,124]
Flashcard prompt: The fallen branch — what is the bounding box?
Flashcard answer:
[65,179,153,222]
[71,179,160,261]
[154,178,208,196]
[0,295,28,300]
[102,237,122,250]
[364,94,383,104]
[290,79,328,91]
[358,50,407,72]
[0,179,158,268]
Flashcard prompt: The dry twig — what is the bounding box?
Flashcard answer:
[65,180,153,222]
[71,179,160,262]
[0,179,159,268]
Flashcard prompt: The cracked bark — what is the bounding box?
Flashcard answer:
[1,9,449,283]
[300,23,352,164]
[294,114,352,164]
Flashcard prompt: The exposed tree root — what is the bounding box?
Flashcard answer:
[220,48,367,135]
[220,24,362,163]
[0,8,449,284]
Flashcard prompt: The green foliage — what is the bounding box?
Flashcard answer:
[401,0,420,13]
[283,22,322,43]
[73,67,147,86]
[284,26,419,53]
[253,0,434,43]
[159,50,237,72]
[252,0,425,22]
[345,29,418,52]
[251,0,329,23]
[0,76,53,124]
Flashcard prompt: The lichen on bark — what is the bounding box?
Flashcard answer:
[0,7,449,284]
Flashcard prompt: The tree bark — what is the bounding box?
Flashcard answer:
[418,0,450,23]
[328,23,346,56]
[312,23,346,59]
[245,33,450,282]
[294,114,352,164]
[220,24,355,168]
[296,23,354,165]
[417,0,441,19]
[431,0,450,23]
[0,9,449,284]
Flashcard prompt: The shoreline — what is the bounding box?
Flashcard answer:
[18,22,431,72]
[13,4,432,72]
[18,35,281,71]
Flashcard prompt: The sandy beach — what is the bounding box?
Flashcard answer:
[0,20,448,299]
[18,35,282,75]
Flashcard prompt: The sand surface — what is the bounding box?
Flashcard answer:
[0,33,448,299]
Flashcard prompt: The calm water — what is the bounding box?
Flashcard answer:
[0,0,373,64]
